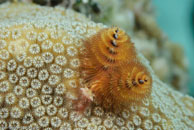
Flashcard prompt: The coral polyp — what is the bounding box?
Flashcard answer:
[80,27,152,112]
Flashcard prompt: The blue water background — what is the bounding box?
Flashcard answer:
[153,0,194,96]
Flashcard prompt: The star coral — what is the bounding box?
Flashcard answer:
[0,2,193,130]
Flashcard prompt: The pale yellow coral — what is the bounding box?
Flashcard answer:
[0,2,193,130]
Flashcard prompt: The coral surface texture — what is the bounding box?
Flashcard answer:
[0,2,193,130]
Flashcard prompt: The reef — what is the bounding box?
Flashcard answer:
[0,2,193,130]
[12,0,189,93]
[87,0,189,93]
